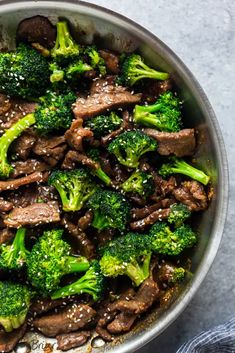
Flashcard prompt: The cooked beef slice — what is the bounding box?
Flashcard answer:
[0,323,27,352]
[142,79,173,103]
[143,128,196,157]
[0,99,36,132]
[109,278,159,315]
[33,135,67,166]
[96,228,115,247]
[107,312,137,334]
[173,180,208,211]
[99,50,120,74]
[62,150,98,170]
[73,78,141,119]
[17,15,56,48]
[95,326,113,342]
[77,210,93,231]
[65,118,93,151]
[0,228,14,245]
[33,304,96,337]
[11,159,49,178]
[4,201,60,228]
[0,198,13,212]
[0,171,48,192]
[157,263,181,284]
[56,331,91,351]
[12,129,38,160]
[153,174,177,197]
[131,198,174,220]
[0,94,11,116]
[62,216,96,259]
[130,208,170,231]
[30,298,72,316]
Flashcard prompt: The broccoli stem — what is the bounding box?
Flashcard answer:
[65,256,90,273]
[1,315,27,333]
[0,113,35,178]
[135,62,169,81]
[126,253,152,286]
[57,22,72,51]
[171,159,210,185]
[94,168,111,186]
[92,211,108,230]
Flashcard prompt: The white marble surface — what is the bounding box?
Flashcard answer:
[86,1,235,352]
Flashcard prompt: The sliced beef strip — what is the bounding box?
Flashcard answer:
[17,15,56,48]
[73,78,141,119]
[152,174,177,197]
[109,278,160,315]
[12,129,38,160]
[157,263,182,284]
[99,50,120,74]
[33,135,67,167]
[62,150,98,170]
[0,93,11,116]
[0,171,48,192]
[173,180,208,211]
[0,228,14,245]
[56,331,91,351]
[77,210,93,231]
[65,118,93,151]
[107,312,137,334]
[101,110,132,146]
[0,99,36,132]
[4,201,60,228]
[142,79,173,103]
[131,198,174,220]
[11,159,49,178]
[30,297,72,316]
[0,323,27,353]
[0,198,13,212]
[130,208,171,231]
[62,216,96,259]
[143,128,196,157]
[33,304,96,337]
[96,228,116,247]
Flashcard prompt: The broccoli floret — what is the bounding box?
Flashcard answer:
[121,170,154,198]
[0,228,29,270]
[0,281,32,332]
[168,203,191,227]
[0,43,50,99]
[85,112,122,138]
[86,148,111,186]
[108,130,157,168]
[0,113,35,179]
[51,21,80,63]
[66,60,93,80]
[48,169,96,212]
[169,267,186,283]
[159,157,210,186]
[85,45,106,76]
[150,222,197,256]
[99,232,152,286]
[51,260,105,301]
[34,90,77,134]
[87,189,131,231]
[49,62,65,83]
[133,91,182,132]
[27,229,90,295]
[118,53,169,86]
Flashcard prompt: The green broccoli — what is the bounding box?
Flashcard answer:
[0,89,76,178]
[85,45,106,76]
[169,267,186,283]
[49,62,65,83]
[167,203,191,227]
[99,232,152,286]
[48,169,96,212]
[0,281,32,332]
[66,60,93,80]
[0,228,29,270]
[86,148,111,186]
[27,229,90,295]
[85,112,122,138]
[150,222,197,256]
[133,91,182,132]
[118,53,169,86]
[51,260,105,301]
[121,170,154,198]
[87,189,131,231]
[108,130,157,168]
[159,157,210,186]
[0,43,50,99]
[51,21,80,63]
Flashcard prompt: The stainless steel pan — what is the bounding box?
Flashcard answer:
[0,1,228,352]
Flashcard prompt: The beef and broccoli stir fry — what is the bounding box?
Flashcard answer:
[0,16,210,352]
